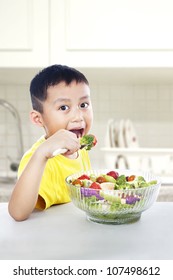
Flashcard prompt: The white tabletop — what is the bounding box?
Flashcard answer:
[0,202,173,260]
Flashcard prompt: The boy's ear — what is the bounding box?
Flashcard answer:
[30,110,44,127]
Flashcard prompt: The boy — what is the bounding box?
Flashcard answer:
[8,65,93,221]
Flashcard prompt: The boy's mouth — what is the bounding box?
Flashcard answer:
[69,128,84,138]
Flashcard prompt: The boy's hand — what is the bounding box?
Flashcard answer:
[38,129,81,159]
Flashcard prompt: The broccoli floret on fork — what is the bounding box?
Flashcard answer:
[80,134,97,151]
[52,134,97,156]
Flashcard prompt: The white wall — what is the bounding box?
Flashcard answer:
[0,80,173,175]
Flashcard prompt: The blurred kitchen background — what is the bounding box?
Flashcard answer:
[0,0,173,201]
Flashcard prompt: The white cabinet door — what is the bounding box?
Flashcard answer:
[50,0,173,67]
[0,0,49,67]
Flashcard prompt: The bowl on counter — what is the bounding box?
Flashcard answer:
[65,169,161,225]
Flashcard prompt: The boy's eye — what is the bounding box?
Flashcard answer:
[59,105,69,111]
[80,102,89,108]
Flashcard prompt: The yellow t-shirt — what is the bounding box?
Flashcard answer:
[18,136,91,210]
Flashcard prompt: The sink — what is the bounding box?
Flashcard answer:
[0,178,15,202]
[0,176,16,184]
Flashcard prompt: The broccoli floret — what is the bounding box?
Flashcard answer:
[131,176,147,188]
[115,175,127,185]
[114,175,130,189]
[137,176,145,182]
[147,180,157,186]
[138,182,148,188]
[80,134,97,150]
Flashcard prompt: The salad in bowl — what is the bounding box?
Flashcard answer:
[65,169,161,224]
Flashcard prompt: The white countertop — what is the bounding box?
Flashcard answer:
[0,202,173,260]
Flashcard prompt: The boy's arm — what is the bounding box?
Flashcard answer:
[8,148,47,221]
[8,129,80,221]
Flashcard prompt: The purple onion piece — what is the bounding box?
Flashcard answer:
[80,188,104,200]
[126,195,140,204]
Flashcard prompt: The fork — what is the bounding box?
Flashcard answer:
[52,144,88,157]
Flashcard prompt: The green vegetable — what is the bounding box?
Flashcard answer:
[90,174,97,182]
[113,175,158,189]
[80,134,96,150]
[103,174,116,183]
[115,175,127,185]
[100,191,121,203]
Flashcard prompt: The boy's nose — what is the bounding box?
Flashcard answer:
[71,107,84,122]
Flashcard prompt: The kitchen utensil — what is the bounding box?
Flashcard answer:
[124,119,139,148]
[52,143,92,156]
[105,119,113,147]
[52,148,68,156]
[117,119,126,147]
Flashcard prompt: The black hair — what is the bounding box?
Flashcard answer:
[30,64,89,113]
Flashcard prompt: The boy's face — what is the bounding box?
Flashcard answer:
[39,81,93,138]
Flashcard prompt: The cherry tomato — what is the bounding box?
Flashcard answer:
[78,174,90,180]
[72,179,83,186]
[96,176,107,183]
[90,182,101,189]
[127,175,136,182]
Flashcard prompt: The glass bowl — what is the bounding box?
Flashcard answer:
[65,169,161,224]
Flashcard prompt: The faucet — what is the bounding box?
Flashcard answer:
[115,154,129,169]
[0,99,24,171]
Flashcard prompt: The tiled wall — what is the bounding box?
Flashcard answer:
[90,84,173,173]
[0,84,43,176]
[0,82,173,176]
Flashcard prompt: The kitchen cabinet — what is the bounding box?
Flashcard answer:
[1,0,173,68]
[0,0,49,67]
[50,0,173,67]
